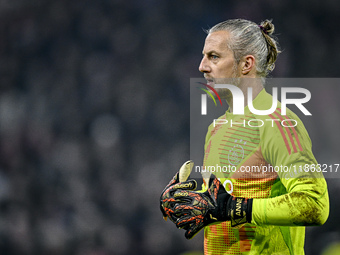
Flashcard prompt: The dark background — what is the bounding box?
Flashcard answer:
[0,0,339,254]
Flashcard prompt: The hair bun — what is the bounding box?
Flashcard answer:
[260,19,274,36]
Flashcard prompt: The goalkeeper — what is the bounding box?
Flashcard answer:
[160,19,329,255]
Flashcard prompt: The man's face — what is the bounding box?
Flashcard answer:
[199,31,240,96]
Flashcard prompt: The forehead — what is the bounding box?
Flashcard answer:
[203,30,230,53]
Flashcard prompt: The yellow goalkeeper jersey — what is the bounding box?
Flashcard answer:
[202,89,329,255]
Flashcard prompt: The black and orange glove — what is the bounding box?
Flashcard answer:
[160,170,197,224]
[172,175,253,239]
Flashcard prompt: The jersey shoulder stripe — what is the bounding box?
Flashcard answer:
[276,108,304,152]
[273,110,298,154]
[268,113,292,155]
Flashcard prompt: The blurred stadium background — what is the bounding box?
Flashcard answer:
[0,0,339,254]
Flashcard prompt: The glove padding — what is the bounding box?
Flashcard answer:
[172,175,253,239]
[160,172,197,223]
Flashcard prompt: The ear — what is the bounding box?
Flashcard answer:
[240,55,256,76]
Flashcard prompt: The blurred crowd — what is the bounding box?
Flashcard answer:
[0,0,339,254]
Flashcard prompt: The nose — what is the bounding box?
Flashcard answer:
[199,56,211,73]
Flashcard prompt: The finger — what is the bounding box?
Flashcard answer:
[207,175,227,200]
[175,215,197,229]
[184,216,205,240]
[201,171,211,187]
[185,223,204,239]
[168,213,180,224]
[160,197,177,221]
[160,177,183,201]
[173,204,194,212]
[173,204,194,218]
[160,172,180,205]
[160,203,167,218]
[179,160,194,182]
[162,160,194,194]
[179,223,191,231]
[172,194,192,205]
[208,174,218,187]
[164,172,180,190]
[161,196,177,207]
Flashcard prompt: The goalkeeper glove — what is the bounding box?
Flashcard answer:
[172,175,253,239]
[160,161,197,223]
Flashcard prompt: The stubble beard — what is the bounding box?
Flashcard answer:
[213,64,240,100]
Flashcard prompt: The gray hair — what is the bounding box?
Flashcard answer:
[208,19,280,78]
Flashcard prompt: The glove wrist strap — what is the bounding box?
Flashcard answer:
[227,197,253,227]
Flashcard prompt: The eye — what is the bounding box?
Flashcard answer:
[210,55,219,60]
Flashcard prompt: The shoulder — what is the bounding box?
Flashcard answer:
[255,98,312,158]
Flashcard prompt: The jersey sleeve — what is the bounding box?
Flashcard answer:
[251,112,329,226]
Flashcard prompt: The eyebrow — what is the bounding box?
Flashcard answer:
[202,50,220,55]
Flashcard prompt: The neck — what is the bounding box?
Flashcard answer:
[227,78,263,113]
